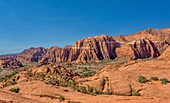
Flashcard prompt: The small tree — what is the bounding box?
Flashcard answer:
[160,78,169,85]
[150,77,159,81]
[9,87,20,93]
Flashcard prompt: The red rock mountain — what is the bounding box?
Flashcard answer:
[113,28,170,42]
[17,47,47,63]
[16,28,170,64]
[40,35,120,64]
[0,57,23,69]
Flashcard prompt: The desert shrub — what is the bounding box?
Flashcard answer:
[60,81,72,87]
[59,95,65,102]
[9,81,17,85]
[80,71,96,78]
[9,87,20,93]
[75,86,87,94]
[160,78,169,85]
[95,90,104,95]
[131,89,140,96]
[0,72,17,82]
[150,77,159,81]
[27,71,34,77]
[138,76,148,83]
[72,81,79,86]
[88,86,94,93]
[39,74,46,81]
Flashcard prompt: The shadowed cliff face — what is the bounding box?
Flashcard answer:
[16,47,47,63]
[0,57,23,69]
[116,39,160,61]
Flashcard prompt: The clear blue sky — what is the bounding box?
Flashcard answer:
[0,0,170,55]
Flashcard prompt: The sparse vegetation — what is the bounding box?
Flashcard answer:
[26,70,34,77]
[160,78,169,85]
[131,89,141,96]
[150,77,159,81]
[80,71,96,78]
[9,81,17,85]
[75,86,87,94]
[59,95,65,102]
[138,76,148,83]
[9,87,20,93]
[0,72,17,82]
[87,86,94,93]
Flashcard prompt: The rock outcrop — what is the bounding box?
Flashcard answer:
[0,57,23,69]
[15,28,170,64]
[123,28,170,42]
[158,46,170,60]
[116,39,160,60]
[31,63,77,78]
[40,35,120,64]
[17,47,47,63]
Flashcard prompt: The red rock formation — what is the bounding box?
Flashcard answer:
[31,63,77,78]
[0,57,23,69]
[116,39,160,60]
[16,28,170,64]
[17,47,47,63]
[123,28,170,42]
[158,46,170,60]
[40,35,120,64]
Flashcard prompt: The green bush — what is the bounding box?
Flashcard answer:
[75,86,87,94]
[160,78,169,85]
[138,76,148,83]
[80,71,96,78]
[59,95,65,102]
[88,86,94,93]
[27,71,34,77]
[9,87,20,93]
[150,77,159,81]
[9,81,17,85]
[131,89,140,96]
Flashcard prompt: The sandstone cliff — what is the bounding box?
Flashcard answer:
[16,28,170,64]
[40,35,120,64]
[116,39,160,60]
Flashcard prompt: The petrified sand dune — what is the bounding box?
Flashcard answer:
[80,58,170,98]
[158,46,170,60]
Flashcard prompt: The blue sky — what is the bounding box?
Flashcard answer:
[0,0,170,54]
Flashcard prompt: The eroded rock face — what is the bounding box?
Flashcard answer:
[0,57,23,69]
[116,39,160,60]
[17,47,47,63]
[40,46,72,63]
[40,35,120,64]
[16,28,170,64]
